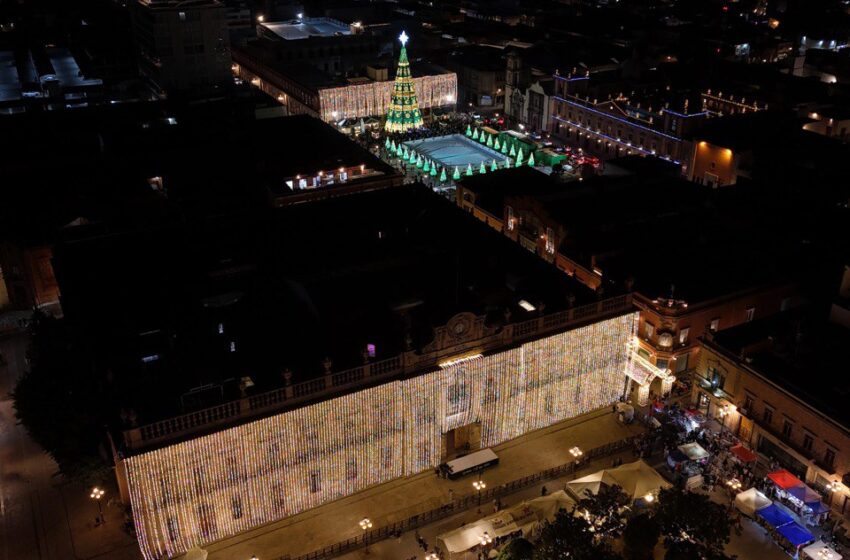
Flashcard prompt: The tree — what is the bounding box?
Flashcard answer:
[654,488,732,557]
[578,484,630,537]
[623,514,660,560]
[533,509,622,560]
[498,537,534,560]
[13,311,110,484]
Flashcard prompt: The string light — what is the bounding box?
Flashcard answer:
[125,313,637,559]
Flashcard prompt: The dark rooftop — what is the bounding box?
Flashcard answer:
[710,306,850,429]
[54,184,596,425]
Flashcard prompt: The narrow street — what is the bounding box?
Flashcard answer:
[0,332,140,560]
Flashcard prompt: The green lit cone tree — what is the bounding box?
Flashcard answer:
[384,31,423,133]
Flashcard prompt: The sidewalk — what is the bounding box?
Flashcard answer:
[204,408,645,560]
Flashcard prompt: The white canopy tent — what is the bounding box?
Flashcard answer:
[734,488,773,518]
[677,442,710,461]
[803,541,842,560]
[437,491,574,553]
[182,548,208,560]
[567,460,671,502]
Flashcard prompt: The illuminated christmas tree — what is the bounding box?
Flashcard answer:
[486,135,494,148]
[472,128,480,141]
[466,163,473,176]
[440,167,447,181]
[385,31,424,133]
[479,161,487,174]
[430,162,438,176]
[494,137,501,151]
[515,148,525,167]
[527,152,536,167]
[491,159,498,172]
[453,166,461,180]
[466,124,472,137]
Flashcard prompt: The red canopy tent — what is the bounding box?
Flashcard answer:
[768,469,804,490]
[730,444,757,463]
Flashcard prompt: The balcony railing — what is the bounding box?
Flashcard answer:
[122,294,634,452]
[751,415,835,473]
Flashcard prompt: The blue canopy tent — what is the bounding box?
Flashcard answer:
[776,523,815,547]
[757,504,795,528]
[788,485,821,505]
[809,501,831,515]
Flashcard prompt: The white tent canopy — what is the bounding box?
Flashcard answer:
[803,541,842,560]
[735,488,773,517]
[567,460,672,502]
[437,491,575,553]
[678,442,710,461]
[182,548,208,560]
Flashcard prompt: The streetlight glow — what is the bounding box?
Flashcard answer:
[359,517,373,530]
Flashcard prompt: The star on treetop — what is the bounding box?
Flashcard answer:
[399,30,409,46]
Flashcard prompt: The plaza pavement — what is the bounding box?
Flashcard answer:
[203,407,645,560]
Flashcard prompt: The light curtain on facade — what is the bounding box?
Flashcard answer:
[126,312,636,559]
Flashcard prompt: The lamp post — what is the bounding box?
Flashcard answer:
[359,518,373,531]
[473,477,486,512]
[90,487,105,526]
[479,531,493,547]
[425,554,439,560]
[569,446,584,465]
[826,481,841,505]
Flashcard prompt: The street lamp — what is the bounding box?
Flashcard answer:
[473,477,486,511]
[359,518,373,530]
[643,492,655,503]
[479,531,493,546]
[256,14,264,23]
[250,556,259,560]
[569,446,583,458]
[726,478,742,491]
[90,487,106,525]
[425,554,439,560]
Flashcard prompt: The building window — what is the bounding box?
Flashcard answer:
[679,327,690,344]
[644,322,655,339]
[656,358,669,371]
[710,318,720,332]
[545,227,555,254]
[803,433,814,452]
[507,206,515,230]
[825,448,836,469]
[746,307,755,322]
[231,495,243,519]
[744,395,754,412]
[782,419,793,438]
[309,470,321,493]
[763,407,773,425]
[709,367,725,390]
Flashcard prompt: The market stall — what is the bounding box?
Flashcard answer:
[567,460,671,503]
[729,444,757,463]
[735,488,773,518]
[757,503,796,529]
[768,469,804,491]
[802,540,842,560]
[776,522,816,550]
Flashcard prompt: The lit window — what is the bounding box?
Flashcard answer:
[746,307,755,322]
[644,323,655,339]
[506,206,515,231]
[545,227,555,254]
[230,341,236,352]
[678,327,690,344]
[518,299,536,312]
[218,323,224,335]
[709,318,719,332]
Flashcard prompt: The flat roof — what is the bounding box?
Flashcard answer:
[261,18,351,41]
[711,306,850,429]
[54,184,597,425]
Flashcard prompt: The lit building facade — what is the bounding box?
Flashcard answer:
[122,311,638,559]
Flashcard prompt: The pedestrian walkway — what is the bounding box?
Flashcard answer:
[204,407,645,560]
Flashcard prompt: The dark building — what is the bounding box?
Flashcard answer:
[131,0,232,98]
